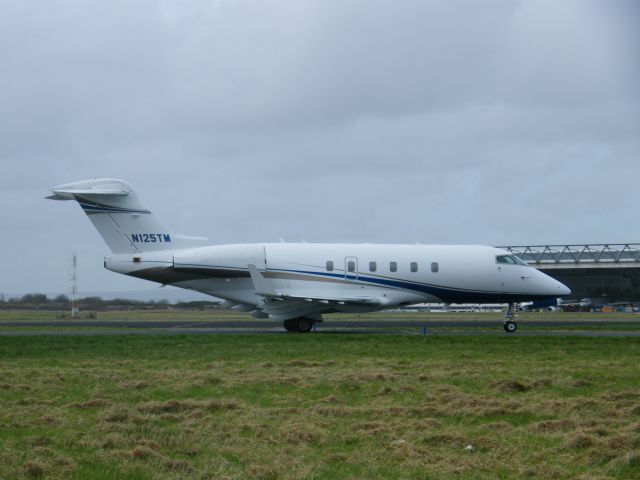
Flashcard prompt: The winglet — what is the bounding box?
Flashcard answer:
[248,264,277,296]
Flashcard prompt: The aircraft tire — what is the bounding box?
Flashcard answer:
[296,317,314,333]
[503,321,517,333]
[283,319,298,332]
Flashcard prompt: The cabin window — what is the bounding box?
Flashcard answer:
[390,261,397,272]
[431,262,439,273]
[369,261,377,272]
[347,260,356,272]
[326,261,334,271]
[410,262,418,272]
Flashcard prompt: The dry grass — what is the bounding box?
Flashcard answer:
[0,332,639,479]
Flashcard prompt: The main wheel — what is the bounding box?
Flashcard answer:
[295,317,314,333]
[503,321,517,333]
[283,319,297,332]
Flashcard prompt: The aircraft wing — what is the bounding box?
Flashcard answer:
[263,294,382,305]
[256,295,380,321]
[247,264,385,320]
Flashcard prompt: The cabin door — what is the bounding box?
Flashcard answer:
[344,257,358,279]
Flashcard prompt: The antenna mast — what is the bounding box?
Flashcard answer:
[71,254,79,318]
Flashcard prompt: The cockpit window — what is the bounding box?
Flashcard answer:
[496,255,515,265]
[513,255,529,266]
[496,255,529,266]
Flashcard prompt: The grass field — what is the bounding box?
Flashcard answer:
[1,330,640,479]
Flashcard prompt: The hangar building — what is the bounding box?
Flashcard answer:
[501,244,640,302]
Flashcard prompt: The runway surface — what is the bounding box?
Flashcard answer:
[1,318,639,336]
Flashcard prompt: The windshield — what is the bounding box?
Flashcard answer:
[496,255,530,266]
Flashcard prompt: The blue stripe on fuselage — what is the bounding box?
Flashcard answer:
[265,267,552,303]
[167,262,553,303]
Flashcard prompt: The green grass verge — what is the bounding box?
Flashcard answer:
[1,334,639,479]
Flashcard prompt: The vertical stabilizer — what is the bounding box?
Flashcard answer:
[48,178,207,253]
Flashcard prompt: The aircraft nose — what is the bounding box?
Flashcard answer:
[552,278,571,296]
[536,269,571,296]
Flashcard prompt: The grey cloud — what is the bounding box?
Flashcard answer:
[0,0,638,294]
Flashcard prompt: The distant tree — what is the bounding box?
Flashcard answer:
[111,298,142,307]
[80,296,104,307]
[20,293,49,304]
[53,294,69,303]
[175,300,221,310]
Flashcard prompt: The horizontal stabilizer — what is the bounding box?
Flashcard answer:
[46,193,73,201]
[48,180,130,201]
[47,189,129,200]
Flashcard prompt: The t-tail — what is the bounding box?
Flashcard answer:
[47,178,207,253]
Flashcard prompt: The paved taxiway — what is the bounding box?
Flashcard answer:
[0,319,638,336]
[2,319,639,329]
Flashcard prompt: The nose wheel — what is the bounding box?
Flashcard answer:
[503,303,518,333]
[503,320,517,333]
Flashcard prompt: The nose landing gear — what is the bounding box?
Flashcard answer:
[503,303,518,333]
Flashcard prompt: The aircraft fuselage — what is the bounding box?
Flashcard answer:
[105,242,569,318]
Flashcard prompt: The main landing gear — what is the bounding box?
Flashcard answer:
[283,317,315,333]
[503,303,518,333]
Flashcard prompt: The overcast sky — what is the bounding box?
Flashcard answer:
[1,0,638,297]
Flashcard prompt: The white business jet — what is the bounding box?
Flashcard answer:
[49,179,570,333]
